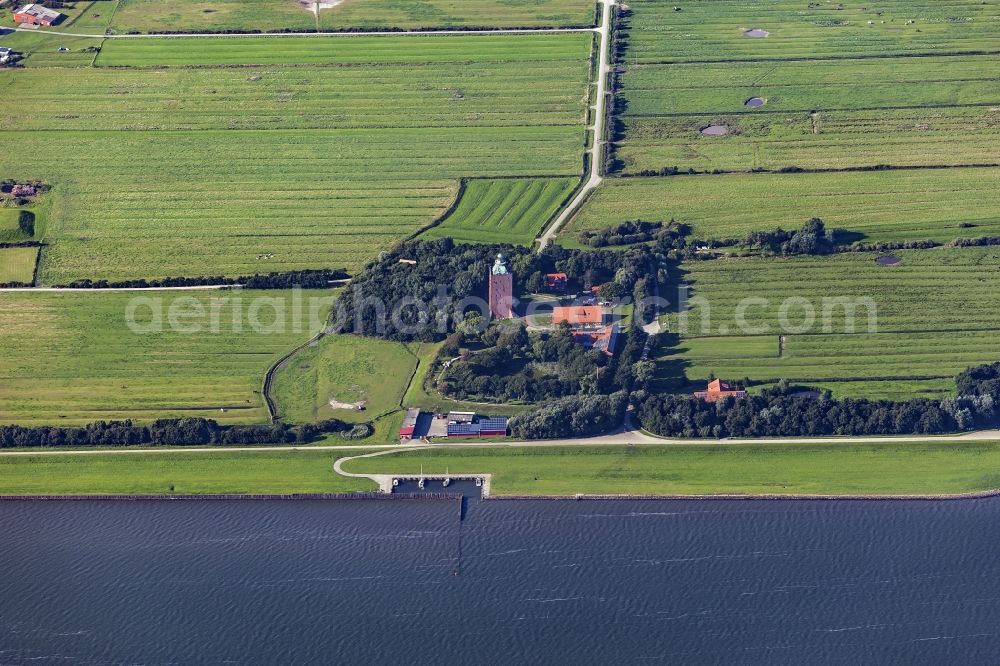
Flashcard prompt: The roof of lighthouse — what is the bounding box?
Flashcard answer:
[491,253,511,276]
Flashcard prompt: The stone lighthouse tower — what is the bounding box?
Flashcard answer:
[488,253,514,320]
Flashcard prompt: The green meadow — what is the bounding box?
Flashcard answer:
[421,177,578,245]
[0,449,376,495]
[0,210,31,243]
[1,33,592,282]
[342,442,1000,497]
[624,0,1000,63]
[318,0,596,30]
[270,334,418,424]
[616,54,1000,172]
[0,247,38,283]
[7,440,1000,497]
[564,169,1000,243]
[658,248,1000,399]
[110,0,318,33]
[0,289,333,425]
[106,0,595,33]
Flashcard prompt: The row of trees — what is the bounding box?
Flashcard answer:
[0,416,360,449]
[636,385,958,439]
[56,268,349,290]
[636,365,1000,439]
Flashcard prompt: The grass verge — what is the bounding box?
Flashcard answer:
[342,442,1000,497]
[0,449,377,495]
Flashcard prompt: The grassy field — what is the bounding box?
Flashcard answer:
[0,31,105,67]
[564,169,1000,243]
[616,54,1000,172]
[1,33,591,282]
[7,440,1000,497]
[110,0,318,33]
[106,0,595,33]
[0,289,333,425]
[0,210,30,243]
[318,0,595,30]
[656,248,1000,399]
[270,333,418,424]
[623,0,1000,63]
[0,449,376,495]
[0,247,39,283]
[342,442,1000,496]
[421,177,577,245]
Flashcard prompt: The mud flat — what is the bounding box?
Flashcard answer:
[701,124,730,136]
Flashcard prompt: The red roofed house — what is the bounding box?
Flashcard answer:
[551,305,604,328]
[14,4,62,26]
[545,272,568,293]
[572,325,619,356]
[694,379,747,403]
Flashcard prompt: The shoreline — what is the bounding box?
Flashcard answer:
[4,489,1000,502]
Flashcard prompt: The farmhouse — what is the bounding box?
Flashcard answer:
[552,305,605,327]
[571,325,619,356]
[694,379,747,403]
[545,272,568,293]
[14,3,62,26]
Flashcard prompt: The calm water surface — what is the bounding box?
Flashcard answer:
[3,491,1000,664]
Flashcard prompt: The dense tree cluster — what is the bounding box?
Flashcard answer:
[577,219,691,249]
[509,392,629,439]
[439,323,649,403]
[55,268,348,290]
[335,238,664,341]
[743,218,835,256]
[0,417,359,449]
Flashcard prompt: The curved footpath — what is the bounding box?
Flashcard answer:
[2,428,999,457]
[537,0,615,250]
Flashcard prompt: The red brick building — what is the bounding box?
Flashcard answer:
[694,379,747,403]
[571,325,619,356]
[551,305,604,327]
[14,4,62,26]
[488,253,514,320]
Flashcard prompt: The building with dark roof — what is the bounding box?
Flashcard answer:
[446,416,508,438]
